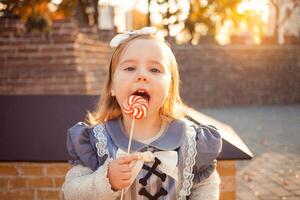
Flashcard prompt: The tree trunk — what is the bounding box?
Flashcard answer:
[274,4,279,44]
[93,0,99,26]
[270,0,280,44]
[147,0,151,26]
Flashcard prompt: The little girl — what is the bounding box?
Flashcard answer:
[62,27,222,200]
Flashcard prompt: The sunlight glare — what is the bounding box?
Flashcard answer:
[237,0,269,23]
[51,0,62,5]
[99,0,270,45]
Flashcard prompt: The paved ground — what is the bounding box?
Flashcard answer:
[237,152,300,200]
[201,105,300,200]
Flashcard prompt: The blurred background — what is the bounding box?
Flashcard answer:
[1,0,299,45]
[0,0,299,200]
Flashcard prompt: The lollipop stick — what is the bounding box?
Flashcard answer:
[127,118,135,154]
[120,118,135,200]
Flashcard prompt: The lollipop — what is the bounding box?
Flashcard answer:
[120,95,148,200]
[123,95,148,119]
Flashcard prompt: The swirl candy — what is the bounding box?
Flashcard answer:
[123,95,148,119]
[120,95,148,200]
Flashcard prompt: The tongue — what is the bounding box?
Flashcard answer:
[133,92,149,101]
[138,95,149,101]
[142,95,149,101]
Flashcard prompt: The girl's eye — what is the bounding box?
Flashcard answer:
[150,68,161,73]
[124,66,135,71]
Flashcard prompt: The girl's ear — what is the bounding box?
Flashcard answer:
[111,89,116,96]
[110,79,116,96]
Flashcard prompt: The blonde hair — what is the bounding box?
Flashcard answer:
[87,34,187,125]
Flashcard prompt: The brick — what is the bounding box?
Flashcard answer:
[284,184,300,190]
[250,186,273,196]
[8,178,27,190]
[17,47,39,53]
[217,161,236,176]
[0,190,35,200]
[27,177,53,188]
[7,56,29,61]
[220,191,236,200]
[236,191,260,200]
[53,177,65,187]
[46,164,70,176]
[283,197,300,200]
[220,176,236,192]
[0,165,18,176]
[269,187,293,196]
[292,190,300,195]
[18,165,44,176]
[37,189,61,199]
[40,47,71,53]
[0,178,8,190]
[253,194,279,200]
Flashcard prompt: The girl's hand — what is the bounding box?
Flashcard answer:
[107,155,138,191]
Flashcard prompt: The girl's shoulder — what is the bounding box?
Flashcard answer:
[66,122,110,171]
[180,117,222,163]
[181,118,222,154]
[180,118,222,183]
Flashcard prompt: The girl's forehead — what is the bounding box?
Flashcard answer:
[119,38,170,62]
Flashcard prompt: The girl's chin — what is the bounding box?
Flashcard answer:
[145,109,161,118]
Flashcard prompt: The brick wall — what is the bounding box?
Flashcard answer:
[0,18,111,95]
[173,45,300,108]
[0,161,234,200]
[0,162,69,199]
[1,19,299,105]
[217,160,237,199]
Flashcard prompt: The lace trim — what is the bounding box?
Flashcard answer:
[91,158,121,199]
[179,123,197,199]
[93,124,110,158]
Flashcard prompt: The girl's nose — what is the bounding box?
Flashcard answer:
[137,72,149,82]
[138,76,148,81]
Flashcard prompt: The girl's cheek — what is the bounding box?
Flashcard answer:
[113,73,127,83]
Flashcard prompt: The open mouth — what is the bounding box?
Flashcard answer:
[132,89,150,102]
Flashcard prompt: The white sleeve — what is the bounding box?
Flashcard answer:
[62,159,120,200]
[188,169,221,200]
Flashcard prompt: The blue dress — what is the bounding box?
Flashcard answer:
[66,118,222,200]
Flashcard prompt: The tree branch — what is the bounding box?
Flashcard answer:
[278,0,299,27]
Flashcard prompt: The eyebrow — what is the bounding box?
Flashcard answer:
[119,59,165,67]
[119,59,137,65]
[149,60,164,66]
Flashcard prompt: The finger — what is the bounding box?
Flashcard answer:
[120,179,131,188]
[118,155,138,164]
[130,154,139,160]
[120,172,132,180]
[119,164,131,173]
[121,155,138,163]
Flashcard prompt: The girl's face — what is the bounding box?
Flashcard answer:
[111,38,172,119]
